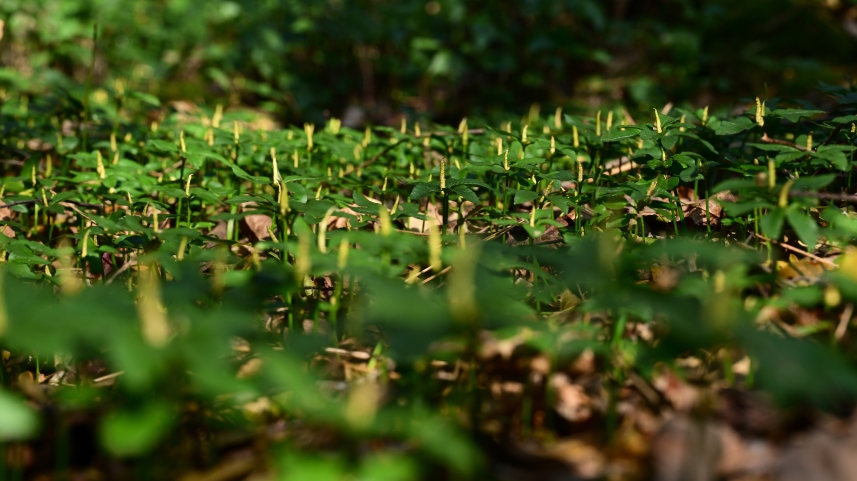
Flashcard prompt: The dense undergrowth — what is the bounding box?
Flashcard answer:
[2,82,857,479]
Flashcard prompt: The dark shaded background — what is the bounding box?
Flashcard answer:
[1,0,856,124]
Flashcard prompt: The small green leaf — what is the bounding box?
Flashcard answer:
[602,126,642,142]
[760,208,786,240]
[128,91,161,107]
[714,116,756,135]
[512,189,539,205]
[786,208,819,249]
[100,403,173,457]
[0,390,39,441]
[768,108,824,123]
[189,188,223,204]
[409,182,441,201]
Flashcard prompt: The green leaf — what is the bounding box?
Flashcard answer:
[409,182,441,201]
[786,208,819,249]
[128,91,161,107]
[100,403,174,457]
[156,187,186,199]
[831,115,857,124]
[602,126,642,142]
[792,174,836,191]
[746,143,800,153]
[451,185,480,205]
[50,191,79,204]
[776,151,807,163]
[712,178,757,194]
[453,178,493,191]
[0,390,39,441]
[812,150,849,171]
[760,208,786,240]
[512,189,539,205]
[189,188,223,204]
[147,139,178,152]
[714,116,756,135]
[769,108,824,123]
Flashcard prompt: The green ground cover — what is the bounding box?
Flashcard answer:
[0,82,857,479]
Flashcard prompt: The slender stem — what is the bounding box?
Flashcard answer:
[442,193,449,235]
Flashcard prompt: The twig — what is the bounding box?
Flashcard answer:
[422,265,452,284]
[753,233,837,268]
[789,191,857,203]
[0,199,102,210]
[835,303,854,342]
[821,123,845,147]
[761,133,808,151]
[105,253,137,284]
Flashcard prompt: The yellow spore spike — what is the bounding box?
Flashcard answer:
[179,130,186,153]
[606,110,613,132]
[329,117,341,134]
[294,229,312,283]
[755,97,765,127]
[654,108,662,134]
[337,238,350,270]
[185,174,193,198]
[390,195,400,215]
[96,151,106,179]
[415,122,421,137]
[554,107,562,129]
[279,181,289,217]
[212,104,223,128]
[767,158,776,189]
[496,137,503,155]
[522,125,529,144]
[271,147,281,185]
[152,208,160,233]
[701,106,709,126]
[428,218,442,272]
[779,179,795,208]
[137,266,171,348]
[293,149,299,168]
[573,125,579,148]
[304,123,315,151]
[81,229,90,258]
[233,121,240,144]
[401,117,407,134]
[550,136,555,155]
[379,204,392,237]
[110,132,117,152]
[363,126,372,147]
[806,132,813,152]
[595,110,602,136]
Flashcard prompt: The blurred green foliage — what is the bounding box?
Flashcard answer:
[2,0,856,122]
